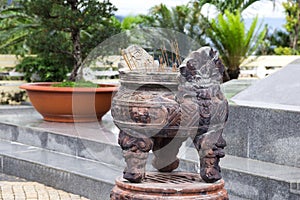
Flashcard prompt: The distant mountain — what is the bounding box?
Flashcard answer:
[115,15,286,32]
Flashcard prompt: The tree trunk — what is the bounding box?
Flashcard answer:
[291,0,300,51]
[69,29,82,81]
[222,69,230,82]
[226,68,240,80]
[68,0,82,81]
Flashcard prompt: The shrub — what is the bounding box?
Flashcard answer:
[15,56,70,82]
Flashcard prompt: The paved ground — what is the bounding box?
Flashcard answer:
[0,173,89,200]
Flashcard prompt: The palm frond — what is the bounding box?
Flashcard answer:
[206,10,266,73]
[0,5,41,53]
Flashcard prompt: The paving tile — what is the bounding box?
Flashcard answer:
[0,173,89,200]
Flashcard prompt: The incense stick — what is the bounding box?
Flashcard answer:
[122,50,132,70]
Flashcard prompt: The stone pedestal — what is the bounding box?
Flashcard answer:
[110,172,228,200]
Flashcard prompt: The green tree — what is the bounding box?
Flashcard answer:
[206,10,266,79]
[0,0,121,81]
[196,0,261,14]
[141,3,208,46]
[121,15,145,30]
[0,1,39,55]
[0,1,5,9]
[0,0,8,8]
[256,29,290,55]
[148,4,186,31]
[282,0,300,51]
[268,0,300,55]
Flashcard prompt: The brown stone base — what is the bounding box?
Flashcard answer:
[110,172,228,200]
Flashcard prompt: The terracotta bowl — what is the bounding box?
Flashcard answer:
[20,82,118,123]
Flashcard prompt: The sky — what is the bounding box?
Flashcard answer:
[110,0,286,19]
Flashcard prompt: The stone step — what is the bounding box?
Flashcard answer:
[0,139,258,200]
[0,106,300,199]
[0,109,124,168]
[3,103,300,169]
[221,155,300,199]
[1,138,299,200]
[0,139,120,200]
[223,104,300,168]
[182,147,300,200]
[0,105,35,114]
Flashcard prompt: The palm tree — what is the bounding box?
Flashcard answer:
[143,3,208,46]
[195,0,261,14]
[206,10,266,79]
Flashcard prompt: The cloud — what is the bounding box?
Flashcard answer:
[110,0,191,16]
[111,0,286,19]
[243,0,285,18]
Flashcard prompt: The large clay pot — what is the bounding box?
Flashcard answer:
[20,82,117,122]
[111,72,179,138]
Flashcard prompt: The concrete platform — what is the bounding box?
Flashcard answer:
[232,63,300,111]
[0,106,299,199]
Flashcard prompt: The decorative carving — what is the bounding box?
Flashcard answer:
[129,106,151,124]
[110,172,229,200]
[112,46,228,184]
[177,47,228,183]
[118,130,153,183]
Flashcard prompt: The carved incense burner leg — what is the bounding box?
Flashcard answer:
[118,130,153,183]
[151,136,185,172]
[193,129,226,183]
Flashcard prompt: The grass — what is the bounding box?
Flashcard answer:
[51,80,99,88]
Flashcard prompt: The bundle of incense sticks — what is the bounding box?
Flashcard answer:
[121,41,181,72]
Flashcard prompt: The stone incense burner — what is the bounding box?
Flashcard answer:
[111,46,228,184]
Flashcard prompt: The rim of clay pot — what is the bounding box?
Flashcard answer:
[20,82,118,92]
